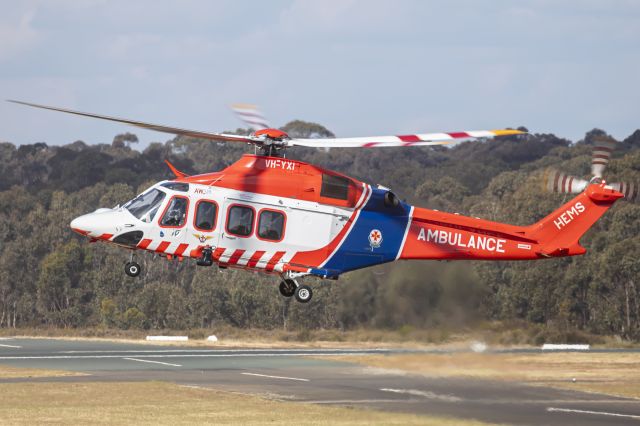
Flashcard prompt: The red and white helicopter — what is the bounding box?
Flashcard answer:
[10,100,635,303]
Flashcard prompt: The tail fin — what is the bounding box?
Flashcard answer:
[526,183,623,257]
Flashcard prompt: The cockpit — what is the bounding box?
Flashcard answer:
[122,188,166,223]
[122,182,191,224]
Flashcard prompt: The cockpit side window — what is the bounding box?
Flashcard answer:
[123,189,166,223]
[160,196,189,228]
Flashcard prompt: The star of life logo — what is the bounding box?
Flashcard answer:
[368,229,383,249]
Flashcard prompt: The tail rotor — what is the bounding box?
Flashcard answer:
[544,136,637,202]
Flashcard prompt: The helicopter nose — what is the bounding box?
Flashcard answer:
[70,213,97,236]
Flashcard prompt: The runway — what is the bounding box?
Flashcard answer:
[1,338,639,425]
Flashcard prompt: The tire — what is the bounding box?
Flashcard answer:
[125,261,141,277]
[279,280,295,298]
[294,285,312,303]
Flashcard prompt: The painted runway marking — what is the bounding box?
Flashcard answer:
[242,372,309,382]
[122,357,182,367]
[0,343,22,349]
[380,388,461,402]
[546,407,640,419]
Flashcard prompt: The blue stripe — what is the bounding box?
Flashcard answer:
[320,188,411,275]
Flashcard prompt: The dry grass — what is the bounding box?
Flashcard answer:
[0,364,85,379]
[0,381,497,425]
[333,352,640,399]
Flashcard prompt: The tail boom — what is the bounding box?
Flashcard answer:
[398,184,622,261]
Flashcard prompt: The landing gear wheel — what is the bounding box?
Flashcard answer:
[279,280,296,298]
[125,261,141,277]
[294,285,313,303]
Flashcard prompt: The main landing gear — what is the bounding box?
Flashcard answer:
[279,278,313,303]
[125,251,141,277]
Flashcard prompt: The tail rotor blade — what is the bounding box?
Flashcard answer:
[609,182,639,202]
[591,136,617,178]
[544,169,588,194]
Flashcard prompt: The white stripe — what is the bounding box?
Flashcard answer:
[0,343,21,349]
[517,244,532,250]
[236,253,250,266]
[320,185,372,269]
[255,252,272,269]
[241,372,309,382]
[123,357,182,367]
[218,248,233,263]
[395,205,414,260]
[380,388,461,402]
[546,407,640,419]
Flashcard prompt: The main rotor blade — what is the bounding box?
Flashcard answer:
[591,136,617,178]
[231,104,270,131]
[544,169,588,194]
[288,129,524,148]
[8,100,258,145]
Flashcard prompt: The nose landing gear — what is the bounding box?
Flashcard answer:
[279,276,313,303]
[125,261,141,277]
[125,251,141,277]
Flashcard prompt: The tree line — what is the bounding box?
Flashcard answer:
[0,122,638,340]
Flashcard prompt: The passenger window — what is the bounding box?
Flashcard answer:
[194,201,217,231]
[226,205,254,237]
[160,196,188,227]
[321,174,350,200]
[258,210,285,241]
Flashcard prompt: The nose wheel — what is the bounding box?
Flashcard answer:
[125,252,141,277]
[125,261,141,277]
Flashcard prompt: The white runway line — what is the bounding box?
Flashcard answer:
[241,372,309,382]
[122,357,182,367]
[0,343,22,349]
[547,407,640,419]
[380,388,461,402]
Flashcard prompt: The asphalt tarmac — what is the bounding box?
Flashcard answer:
[1,338,639,425]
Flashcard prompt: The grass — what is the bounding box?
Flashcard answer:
[333,352,640,399]
[0,365,85,379]
[0,381,498,425]
[1,323,638,348]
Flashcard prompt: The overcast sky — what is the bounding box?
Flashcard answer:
[1,0,638,147]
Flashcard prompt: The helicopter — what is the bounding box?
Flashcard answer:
[9,100,632,303]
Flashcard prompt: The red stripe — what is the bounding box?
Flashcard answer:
[363,142,380,147]
[137,239,152,249]
[100,233,113,241]
[568,177,574,192]
[155,241,170,253]
[212,247,226,262]
[72,228,89,236]
[561,174,568,193]
[447,132,470,139]
[227,249,245,265]
[397,135,420,142]
[247,251,266,268]
[265,251,286,272]
[174,243,189,256]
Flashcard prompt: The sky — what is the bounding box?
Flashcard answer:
[0,0,639,148]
